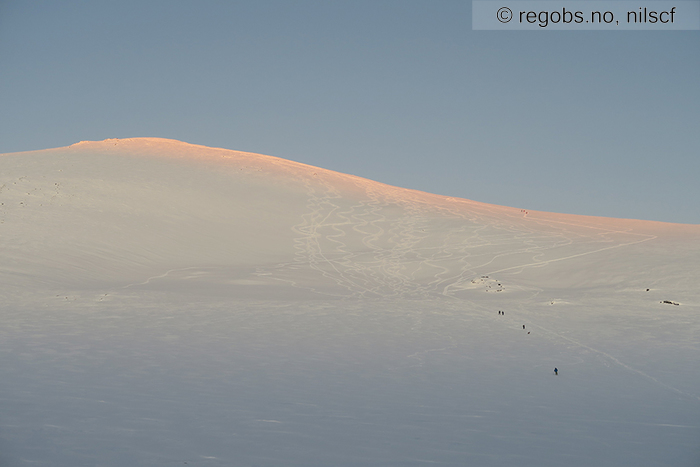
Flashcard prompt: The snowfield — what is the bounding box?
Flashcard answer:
[1,138,698,466]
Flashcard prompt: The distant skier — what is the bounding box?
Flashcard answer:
[523,325,525,329]
[554,368,558,375]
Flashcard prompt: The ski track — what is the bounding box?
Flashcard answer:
[527,319,700,402]
[121,266,212,289]
[259,173,653,302]
[110,172,688,403]
[245,176,696,401]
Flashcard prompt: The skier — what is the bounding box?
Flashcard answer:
[554,368,558,375]
[523,325,525,329]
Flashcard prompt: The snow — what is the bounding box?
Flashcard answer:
[1,138,699,466]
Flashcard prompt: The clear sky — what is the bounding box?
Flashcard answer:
[1,0,698,224]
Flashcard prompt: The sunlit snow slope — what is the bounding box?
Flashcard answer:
[2,137,697,302]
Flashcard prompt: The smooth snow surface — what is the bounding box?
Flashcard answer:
[1,138,699,466]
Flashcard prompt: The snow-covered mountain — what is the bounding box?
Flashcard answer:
[2,137,697,300]
[1,138,698,467]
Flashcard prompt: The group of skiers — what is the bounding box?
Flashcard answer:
[497,310,558,375]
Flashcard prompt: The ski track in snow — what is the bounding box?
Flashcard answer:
[34,143,691,410]
[259,173,656,302]
[524,319,700,402]
[243,175,697,402]
[121,266,214,289]
[102,168,686,406]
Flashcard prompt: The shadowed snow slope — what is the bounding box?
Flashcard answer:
[1,138,699,467]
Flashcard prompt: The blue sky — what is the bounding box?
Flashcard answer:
[1,0,698,223]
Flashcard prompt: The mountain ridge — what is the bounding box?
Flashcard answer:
[3,137,697,233]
